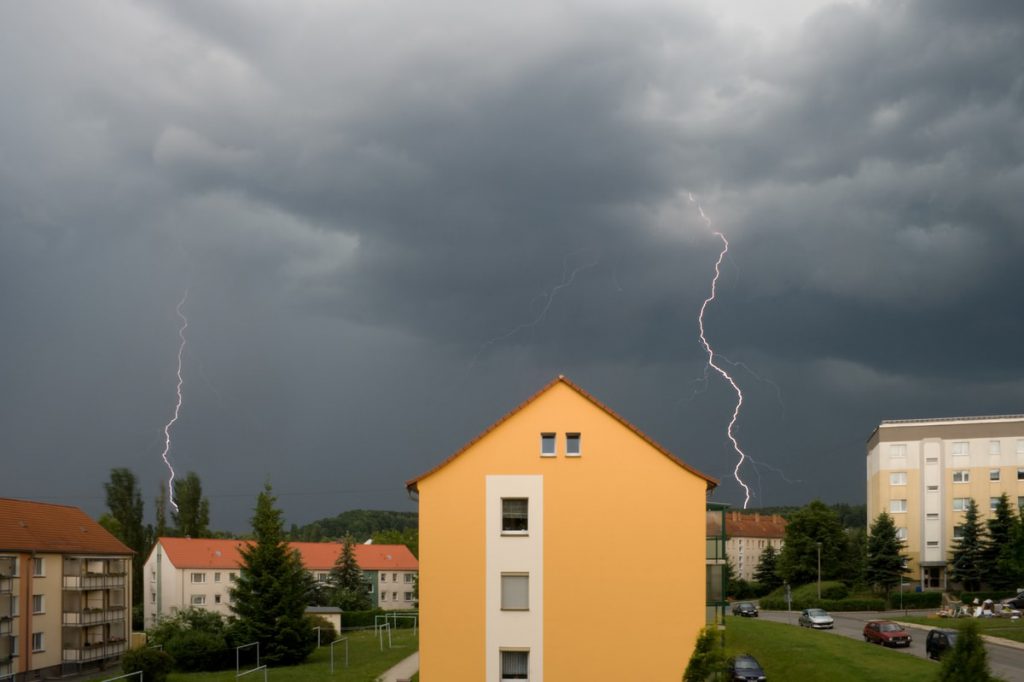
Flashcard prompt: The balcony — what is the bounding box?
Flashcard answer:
[63,606,127,627]
[63,574,126,590]
[0,557,14,579]
[0,634,11,662]
[62,639,127,663]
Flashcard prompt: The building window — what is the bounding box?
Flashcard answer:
[32,558,44,577]
[991,497,1000,511]
[890,499,907,513]
[501,650,529,680]
[31,632,43,652]
[926,513,939,519]
[953,525,965,539]
[566,432,581,457]
[502,498,529,533]
[381,592,387,601]
[926,485,939,491]
[896,527,908,541]
[229,572,237,581]
[317,573,329,583]
[32,595,43,614]
[191,594,206,606]
[393,573,397,581]
[1018,497,1024,510]
[10,596,17,617]
[1017,439,1024,455]
[214,572,221,583]
[952,470,970,483]
[990,440,1001,455]
[404,591,413,601]
[381,574,386,582]
[214,594,222,604]
[540,433,556,457]
[501,573,530,611]
[926,457,938,463]
[890,444,907,458]
[890,472,907,486]
[1018,469,1024,481]
[952,441,969,456]
[367,582,374,594]
[9,635,16,657]
[392,592,397,600]
[404,573,413,583]
[990,469,1000,481]
[953,498,969,512]
[926,541,939,547]
[191,572,206,584]
[151,592,156,603]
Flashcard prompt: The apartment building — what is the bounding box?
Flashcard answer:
[725,511,786,582]
[867,415,1024,589]
[0,498,133,681]
[143,538,417,627]
[408,376,718,681]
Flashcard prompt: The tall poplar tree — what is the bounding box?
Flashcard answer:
[949,498,986,592]
[104,468,148,619]
[230,483,315,666]
[172,471,211,538]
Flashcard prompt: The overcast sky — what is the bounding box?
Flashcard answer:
[2,0,1022,532]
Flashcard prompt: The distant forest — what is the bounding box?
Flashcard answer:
[749,503,867,529]
[288,509,418,542]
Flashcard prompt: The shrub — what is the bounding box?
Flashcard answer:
[340,608,385,629]
[307,614,338,644]
[939,620,995,681]
[821,584,849,600]
[894,591,942,609]
[121,646,173,682]
[683,627,725,682]
[164,628,231,671]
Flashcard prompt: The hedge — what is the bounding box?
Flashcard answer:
[893,591,942,609]
[759,597,886,612]
[341,609,418,629]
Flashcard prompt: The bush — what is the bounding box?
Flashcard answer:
[683,627,725,682]
[147,607,233,672]
[939,620,996,681]
[758,596,886,612]
[959,591,1017,605]
[894,591,942,609]
[121,646,174,682]
[340,608,385,629]
[821,584,849,600]
[307,614,338,644]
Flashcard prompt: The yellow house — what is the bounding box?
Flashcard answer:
[407,376,717,681]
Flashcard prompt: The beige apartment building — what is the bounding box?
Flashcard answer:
[0,498,133,681]
[867,415,1024,589]
[725,511,786,582]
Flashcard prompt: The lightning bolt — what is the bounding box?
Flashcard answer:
[159,290,188,512]
[691,194,753,509]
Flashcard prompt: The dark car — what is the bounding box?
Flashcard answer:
[926,629,958,660]
[727,654,767,681]
[863,620,912,647]
[1000,591,1024,609]
[731,601,759,617]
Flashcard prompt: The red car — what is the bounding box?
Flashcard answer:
[863,620,912,647]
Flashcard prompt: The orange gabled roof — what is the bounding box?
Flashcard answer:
[155,537,418,572]
[725,511,787,540]
[0,497,132,555]
[406,375,718,492]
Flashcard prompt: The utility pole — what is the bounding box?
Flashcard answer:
[816,542,822,600]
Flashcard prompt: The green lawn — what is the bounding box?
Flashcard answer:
[898,615,1024,644]
[725,616,937,681]
[89,629,417,682]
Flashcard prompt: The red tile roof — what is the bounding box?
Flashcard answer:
[406,375,718,492]
[0,498,132,555]
[155,537,417,572]
[725,511,787,540]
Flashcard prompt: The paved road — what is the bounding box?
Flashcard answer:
[756,610,1024,682]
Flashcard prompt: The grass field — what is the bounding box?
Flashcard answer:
[724,615,938,681]
[898,615,1024,644]
[88,628,418,682]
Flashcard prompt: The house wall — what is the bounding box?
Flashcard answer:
[418,381,709,681]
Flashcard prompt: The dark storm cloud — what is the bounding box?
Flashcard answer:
[1,0,1022,528]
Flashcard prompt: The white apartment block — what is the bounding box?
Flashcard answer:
[724,512,786,582]
[867,415,1024,590]
[144,537,417,627]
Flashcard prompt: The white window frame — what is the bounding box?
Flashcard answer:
[540,432,556,457]
[190,572,206,584]
[191,594,206,606]
[31,594,43,614]
[896,527,908,541]
[990,497,1000,511]
[952,470,970,483]
[990,440,1001,455]
[501,573,530,611]
[32,558,44,577]
[890,472,907,486]
[953,525,965,539]
[889,444,907,458]
[500,649,530,681]
[953,498,969,512]
[214,572,221,583]
[566,432,581,457]
[952,441,969,456]
[31,632,43,653]
[890,499,907,513]
[502,497,529,535]
[990,468,1000,481]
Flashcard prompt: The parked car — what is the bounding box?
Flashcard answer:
[1000,592,1024,609]
[798,608,834,629]
[863,620,912,647]
[925,629,958,660]
[731,601,759,617]
[727,654,767,681]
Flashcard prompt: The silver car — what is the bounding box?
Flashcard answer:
[798,607,834,629]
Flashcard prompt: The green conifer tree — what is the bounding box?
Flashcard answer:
[938,620,995,681]
[229,483,316,666]
[949,499,986,592]
[865,512,908,601]
[329,534,372,611]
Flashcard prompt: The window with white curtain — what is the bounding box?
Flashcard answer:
[501,650,529,680]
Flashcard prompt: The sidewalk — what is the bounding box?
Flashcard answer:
[377,651,419,682]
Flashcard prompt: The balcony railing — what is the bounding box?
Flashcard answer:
[62,640,127,662]
[63,606,127,626]
[63,574,126,590]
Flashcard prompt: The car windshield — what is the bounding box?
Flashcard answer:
[738,603,753,608]
[807,609,827,616]
[735,658,759,670]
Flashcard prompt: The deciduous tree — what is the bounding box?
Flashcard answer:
[104,468,148,620]
[777,500,846,586]
[172,471,211,538]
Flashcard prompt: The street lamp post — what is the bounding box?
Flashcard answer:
[816,542,822,600]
